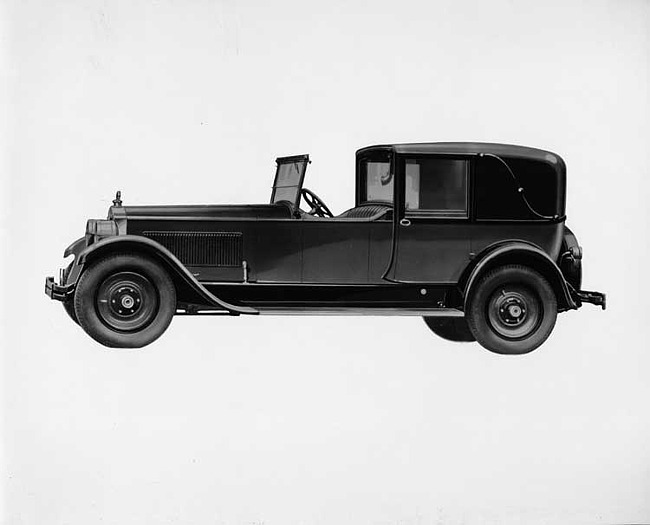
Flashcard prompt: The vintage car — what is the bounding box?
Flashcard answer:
[45,142,605,354]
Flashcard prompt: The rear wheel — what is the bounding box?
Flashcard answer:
[423,317,476,342]
[466,265,557,355]
[74,253,176,348]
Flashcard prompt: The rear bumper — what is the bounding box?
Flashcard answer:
[573,288,606,310]
[45,276,74,302]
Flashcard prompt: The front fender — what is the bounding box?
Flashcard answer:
[75,235,258,315]
[463,241,577,312]
[63,236,86,258]
[60,237,88,287]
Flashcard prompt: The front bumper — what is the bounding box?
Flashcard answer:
[573,288,606,310]
[45,276,74,302]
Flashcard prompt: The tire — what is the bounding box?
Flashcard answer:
[423,317,476,342]
[62,261,79,325]
[63,299,79,325]
[466,265,557,355]
[74,253,176,348]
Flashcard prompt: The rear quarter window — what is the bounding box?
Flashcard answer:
[474,157,563,220]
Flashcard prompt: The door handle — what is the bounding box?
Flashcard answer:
[399,218,411,227]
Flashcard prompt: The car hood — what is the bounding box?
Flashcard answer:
[113,203,293,220]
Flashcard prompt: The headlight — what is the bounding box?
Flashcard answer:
[86,219,118,243]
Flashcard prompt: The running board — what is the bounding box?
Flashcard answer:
[255,307,464,317]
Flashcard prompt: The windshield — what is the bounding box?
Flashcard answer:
[271,155,309,208]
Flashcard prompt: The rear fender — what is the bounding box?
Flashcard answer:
[74,235,257,315]
[462,241,577,312]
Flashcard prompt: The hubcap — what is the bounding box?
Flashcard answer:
[96,272,158,332]
[497,294,527,327]
[487,286,541,340]
[110,286,141,316]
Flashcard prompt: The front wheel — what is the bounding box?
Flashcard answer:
[63,299,79,325]
[466,265,557,355]
[74,253,176,348]
[62,262,79,325]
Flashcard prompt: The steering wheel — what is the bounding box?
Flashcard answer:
[300,188,334,218]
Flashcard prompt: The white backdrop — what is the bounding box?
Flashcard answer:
[2,0,650,524]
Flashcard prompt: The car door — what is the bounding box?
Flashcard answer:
[246,155,308,283]
[300,219,371,283]
[392,154,472,283]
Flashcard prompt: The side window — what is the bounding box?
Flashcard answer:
[403,157,469,217]
[366,161,393,202]
[360,153,393,204]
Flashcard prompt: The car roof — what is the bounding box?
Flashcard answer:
[356,142,563,166]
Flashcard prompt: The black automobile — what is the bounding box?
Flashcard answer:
[45,142,605,354]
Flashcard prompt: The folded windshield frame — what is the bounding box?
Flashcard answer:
[270,154,309,210]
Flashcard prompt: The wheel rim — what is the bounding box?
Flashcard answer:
[95,271,158,332]
[486,285,541,340]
